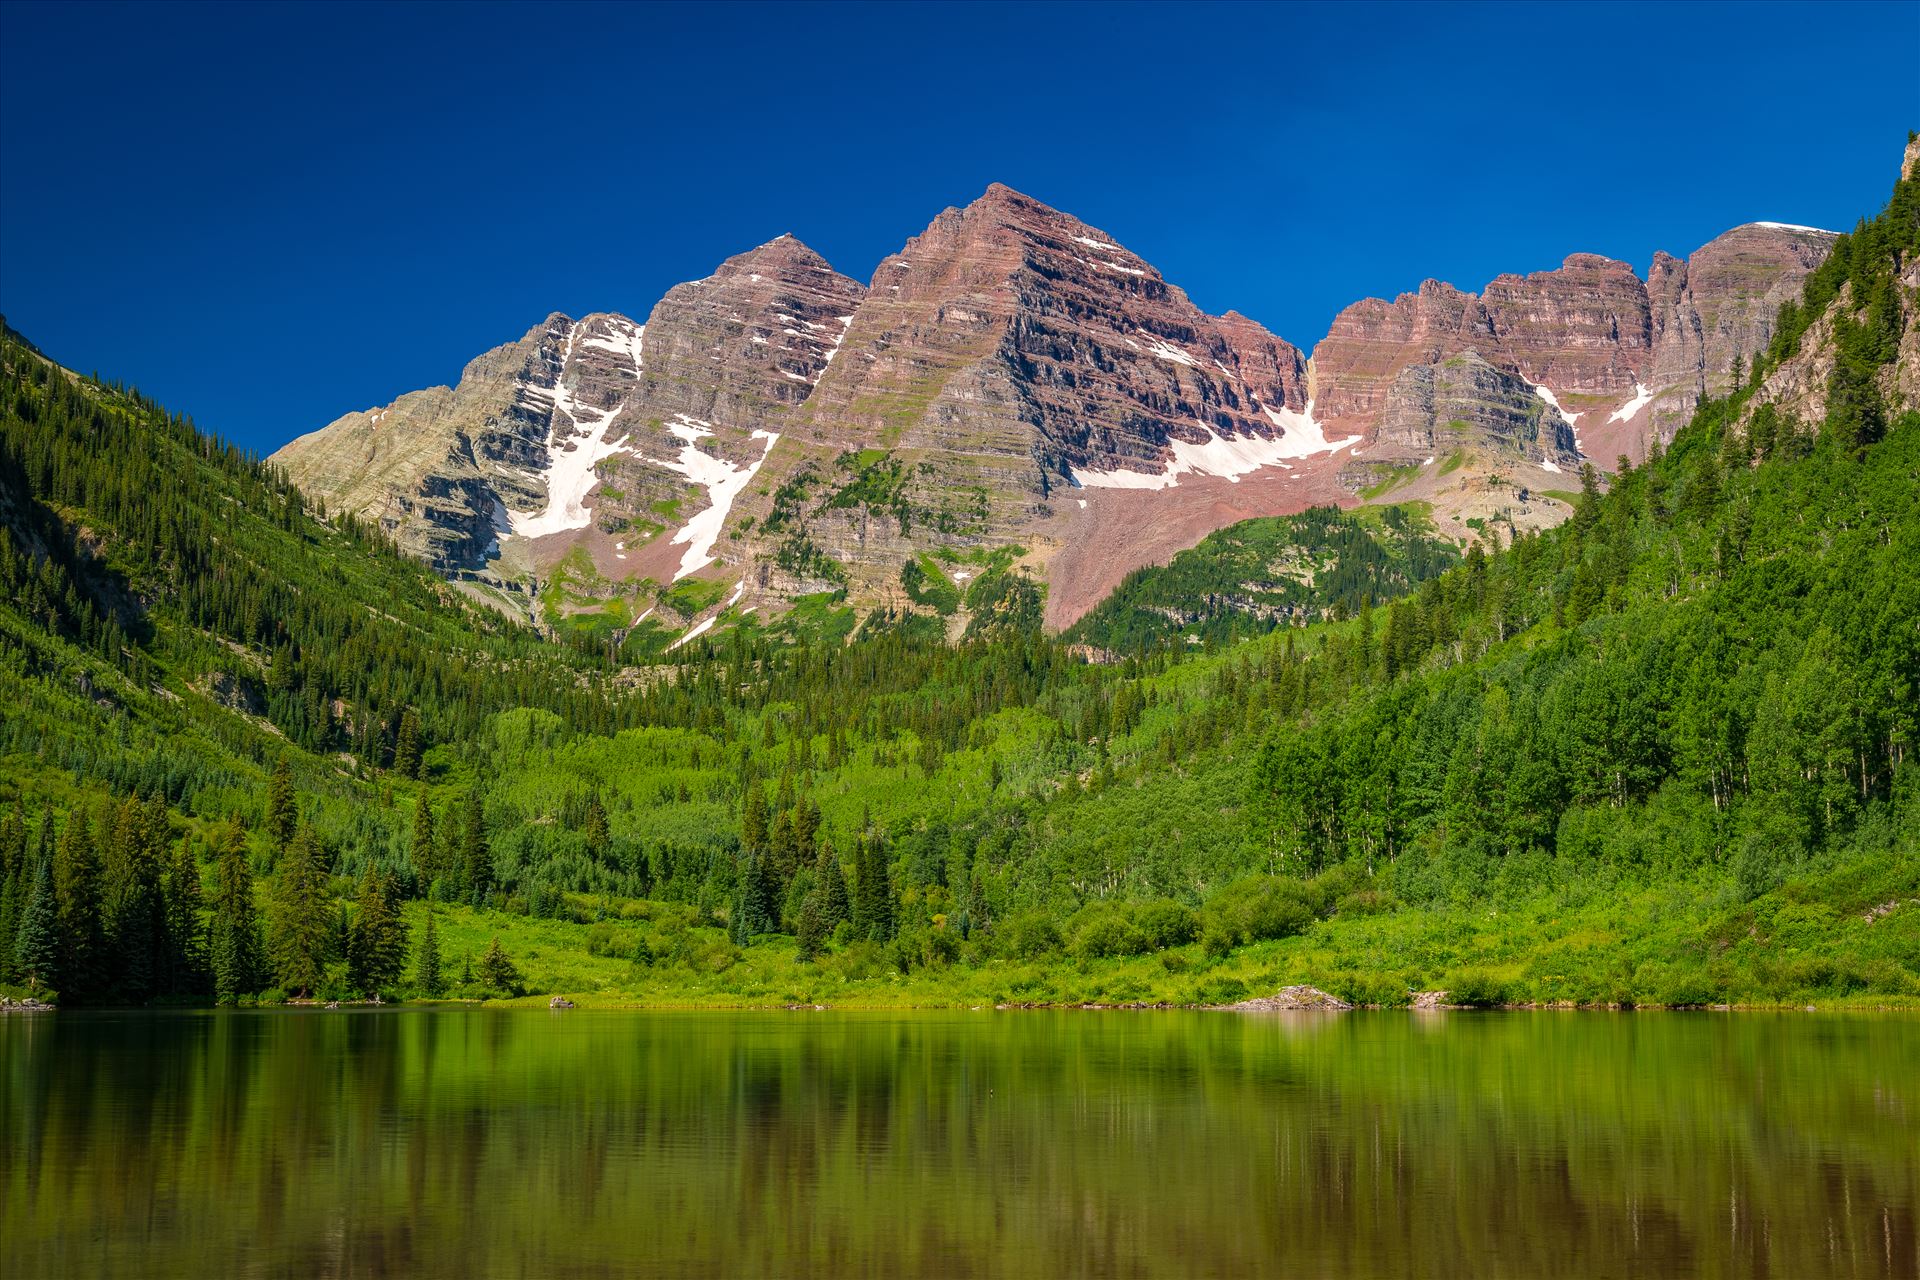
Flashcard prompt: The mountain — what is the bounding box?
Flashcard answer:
[274,178,1842,641]
[1,136,1915,1015]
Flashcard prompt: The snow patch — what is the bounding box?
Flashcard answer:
[580,319,645,371]
[1527,379,1585,455]
[1539,459,1561,473]
[815,315,855,375]
[1750,221,1834,235]
[669,614,717,651]
[951,569,972,582]
[1608,381,1654,424]
[637,417,780,581]
[1072,235,1122,251]
[1071,399,1359,490]
[1139,334,1199,368]
[507,323,636,539]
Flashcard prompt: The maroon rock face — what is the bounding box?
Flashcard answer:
[790,183,1313,491]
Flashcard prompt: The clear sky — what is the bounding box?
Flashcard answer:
[2,0,1915,453]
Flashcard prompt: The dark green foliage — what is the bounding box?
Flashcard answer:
[52,813,105,1000]
[814,842,851,934]
[13,859,58,992]
[476,936,520,994]
[732,854,778,940]
[851,835,895,942]
[461,789,491,903]
[270,825,329,996]
[392,709,423,780]
[414,909,445,995]
[265,759,297,856]
[346,867,407,995]
[208,822,264,1002]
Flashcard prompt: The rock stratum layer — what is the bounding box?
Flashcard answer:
[274,184,1837,637]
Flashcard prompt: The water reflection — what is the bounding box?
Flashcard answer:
[3,1010,1914,1278]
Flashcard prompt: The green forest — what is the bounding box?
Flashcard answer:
[2,157,1916,1013]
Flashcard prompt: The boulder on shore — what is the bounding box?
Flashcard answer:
[1217,985,1352,1012]
[549,996,576,1009]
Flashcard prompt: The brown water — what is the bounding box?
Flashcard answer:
[3,1008,1915,1278]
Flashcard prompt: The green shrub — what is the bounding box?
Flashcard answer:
[1206,875,1315,947]
[1070,903,1150,959]
[1132,899,1199,949]
[1634,961,1720,1007]
[1192,975,1247,1005]
[998,911,1064,961]
[1327,971,1409,1007]
[1446,969,1512,1007]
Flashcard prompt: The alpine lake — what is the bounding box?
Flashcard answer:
[4,1007,1914,1278]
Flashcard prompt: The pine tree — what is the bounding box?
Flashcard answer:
[413,908,445,996]
[270,824,330,997]
[583,793,609,859]
[814,840,850,933]
[476,936,519,994]
[740,781,768,853]
[13,861,60,994]
[265,758,297,856]
[852,836,895,942]
[51,812,104,1002]
[409,799,437,887]
[392,708,424,779]
[160,836,207,998]
[795,890,827,961]
[734,853,778,938]
[105,797,161,1003]
[208,820,263,1001]
[461,788,491,903]
[346,867,408,995]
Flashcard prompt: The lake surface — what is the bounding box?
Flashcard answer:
[3,1008,1915,1278]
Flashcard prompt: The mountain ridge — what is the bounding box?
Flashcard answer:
[270,178,1847,641]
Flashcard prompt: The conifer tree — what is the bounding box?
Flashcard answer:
[795,890,826,961]
[0,802,27,984]
[853,836,895,942]
[265,758,297,856]
[392,708,423,779]
[477,936,519,993]
[207,820,263,1002]
[105,797,161,1003]
[409,799,437,887]
[461,789,491,902]
[13,860,59,994]
[51,812,104,1001]
[161,836,208,998]
[734,852,778,938]
[583,793,609,860]
[814,840,850,934]
[413,908,445,996]
[740,782,768,853]
[346,868,407,995]
[270,824,330,996]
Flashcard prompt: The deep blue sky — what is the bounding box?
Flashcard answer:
[2,1,1915,452]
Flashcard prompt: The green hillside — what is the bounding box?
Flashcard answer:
[1067,503,1458,655]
